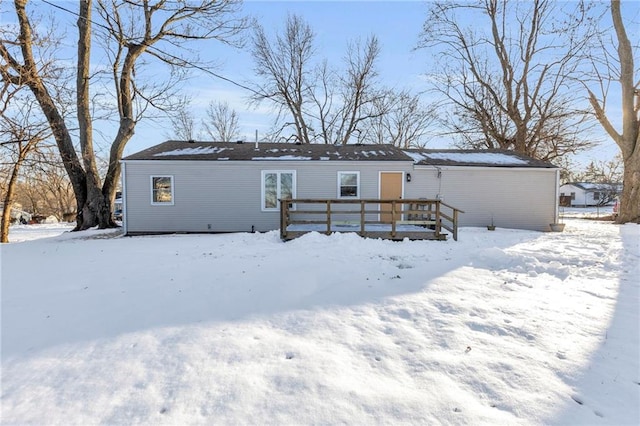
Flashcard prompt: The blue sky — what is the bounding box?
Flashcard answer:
[150,1,432,152]
[9,0,637,166]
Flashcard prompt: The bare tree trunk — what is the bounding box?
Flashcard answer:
[619,146,639,223]
[76,0,113,230]
[588,0,639,223]
[612,0,639,223]
[0,153,24,243]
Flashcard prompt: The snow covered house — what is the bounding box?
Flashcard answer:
[559,182,622,207]
[120,141,560,235]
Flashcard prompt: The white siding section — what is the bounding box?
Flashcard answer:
[406,166,557,231]
[123,159,557,234]
[123,160,410,233]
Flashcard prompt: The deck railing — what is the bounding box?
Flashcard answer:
[279,198,464,241]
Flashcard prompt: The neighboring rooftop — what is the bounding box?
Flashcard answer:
[122,141,410,162]
[403,149,557,168]
[562,182,623,191]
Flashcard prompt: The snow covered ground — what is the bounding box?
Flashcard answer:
[1,218,638,425]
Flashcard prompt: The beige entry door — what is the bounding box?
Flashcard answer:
[379,172,403,223]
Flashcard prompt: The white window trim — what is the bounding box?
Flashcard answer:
[261,170,297,212]
[337,171,360,199]
[150,175,175,205]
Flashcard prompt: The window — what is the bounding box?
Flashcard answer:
[151,176,174,205]
[338,171,360,198]
[593,192,601,200]
[570,192,576,200]
[262,171,296,211]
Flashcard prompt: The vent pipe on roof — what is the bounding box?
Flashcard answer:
[255,130,259,150]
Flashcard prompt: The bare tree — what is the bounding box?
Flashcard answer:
[251,14,315,144]
[0,86,52,242]
[168,102,197,141]
[18,149,76,221]
[361,89,438,148]
[250,14,382,144]
[587,0,639,223]
[418,0,597,162]
[321,36,382,145]
[1,0,247,230]
[202,100,240,141]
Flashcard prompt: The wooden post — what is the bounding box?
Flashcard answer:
[453,209,459,241]
[326,200,331,235]
[435,201,441,239]
[391,200,397,237]
[360,200,365,236]
[280,199,288,239]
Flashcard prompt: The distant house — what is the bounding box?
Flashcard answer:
[120,141,560,235]
[559,182,622,207]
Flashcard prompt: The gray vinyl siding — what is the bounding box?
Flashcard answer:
[123,160,410,233]
[406,166,557,231]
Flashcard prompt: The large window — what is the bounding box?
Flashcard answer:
[338,171,359,198]
[262,171,296,211]
[151,176,174,205]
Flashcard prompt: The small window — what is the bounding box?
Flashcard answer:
[338,171,360,198]
[262,171,296,211]
[151,176,174,205]
[570,192,576,200]
[593,192,601,200]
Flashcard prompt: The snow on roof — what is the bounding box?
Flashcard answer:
[407,151,528,165]
[124,141,411,162]
[402,149,555,168]
[153,146,230,157]
[563,182,623,191]
[125,141,555,168]
[253,156,313,161]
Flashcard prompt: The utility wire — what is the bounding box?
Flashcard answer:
[40,0,262,96]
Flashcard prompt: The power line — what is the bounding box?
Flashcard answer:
[39,0,261,96]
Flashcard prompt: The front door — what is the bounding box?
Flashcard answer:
[380,172,403,222]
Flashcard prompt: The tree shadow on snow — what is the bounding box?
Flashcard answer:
[1,228,532,360]
[549,224,640,425]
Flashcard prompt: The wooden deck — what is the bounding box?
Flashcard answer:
[280,199,464,241]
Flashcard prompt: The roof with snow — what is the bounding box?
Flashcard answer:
[123,141,410,162]
[403,149,556,168]
[562,182,623,192]
[123,141,557,168]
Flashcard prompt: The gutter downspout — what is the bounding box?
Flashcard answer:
[122,161,128,236]
[554,169,560,224]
